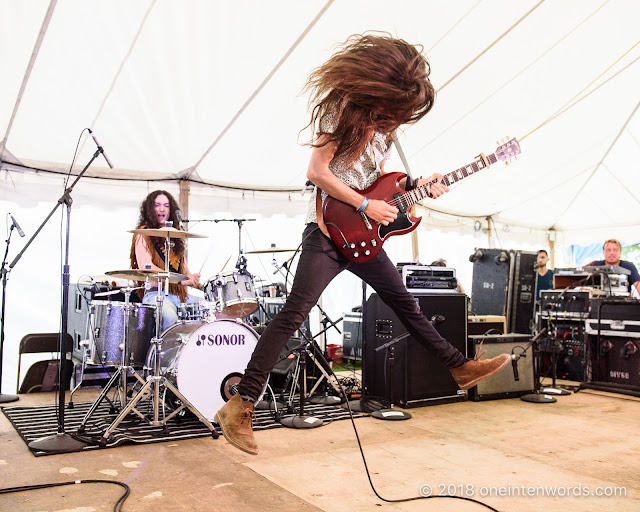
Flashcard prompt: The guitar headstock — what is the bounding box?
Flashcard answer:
[495,137,521,163]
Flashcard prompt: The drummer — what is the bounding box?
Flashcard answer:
[130,190,201,329]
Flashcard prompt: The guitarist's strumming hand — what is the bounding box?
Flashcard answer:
[362,198,398,226]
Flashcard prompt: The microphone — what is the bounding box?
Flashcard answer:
[88,128,114,169]
[9,214,25,237]
[175,208,184,228]
[510,350,527,381]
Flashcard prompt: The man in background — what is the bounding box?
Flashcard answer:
[587,239,640,296]
[536,249,554,300]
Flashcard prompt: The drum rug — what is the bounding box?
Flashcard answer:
[2,398,363,457]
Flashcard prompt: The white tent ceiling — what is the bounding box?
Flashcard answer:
[2,0,640,233]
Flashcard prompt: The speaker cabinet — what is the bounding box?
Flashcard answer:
[470,249,511,317]
[470,249,536,334]
[364,293,468,408]
[595,336,640,387]
[467,334,535,400]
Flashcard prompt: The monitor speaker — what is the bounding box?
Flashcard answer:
[467,334,535,400]
[364,293,467,408]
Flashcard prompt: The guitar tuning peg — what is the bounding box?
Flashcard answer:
[505,161,510,166]
[496,140,500,146]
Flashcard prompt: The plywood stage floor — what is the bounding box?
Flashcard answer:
[0,382,638,512]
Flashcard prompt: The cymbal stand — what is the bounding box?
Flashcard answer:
[97,233,217,446]
[211,218,256,273]
[76,285,146,434]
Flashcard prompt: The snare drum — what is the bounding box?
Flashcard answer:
[204,271,258,319]
[150,319,261,419]
[88,300,155,366]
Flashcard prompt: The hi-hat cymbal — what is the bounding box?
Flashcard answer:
[129,227,207,239]
[105,269,188,283]
[246,246,296,254]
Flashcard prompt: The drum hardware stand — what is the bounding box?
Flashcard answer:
[76,285,147,434]
[308,306,344,405]
[278,315,344,429]
[0,220,21,403]
[8,144,106,453]
[279,344,323,429]
[97,242,218,446]
[370,333,411,420]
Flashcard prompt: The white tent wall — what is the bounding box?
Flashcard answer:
[2,0,640,393]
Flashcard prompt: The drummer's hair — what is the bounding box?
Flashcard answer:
[137,190,185,255]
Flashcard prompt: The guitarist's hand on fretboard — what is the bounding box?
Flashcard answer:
[417,172,449,198]
[364,198,399,226]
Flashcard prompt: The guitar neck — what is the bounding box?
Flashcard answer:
[403,151,498,207]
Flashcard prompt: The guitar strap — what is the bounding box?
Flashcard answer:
[315,186,330,238]
[392,133,414,181]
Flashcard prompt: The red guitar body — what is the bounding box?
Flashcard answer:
[322,172,419,263]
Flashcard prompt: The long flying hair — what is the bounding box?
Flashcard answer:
[137,190,185,255]
[303,33,435,165]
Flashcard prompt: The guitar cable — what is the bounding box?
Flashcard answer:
[0,479,130,512]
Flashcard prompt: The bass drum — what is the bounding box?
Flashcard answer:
[153,319,261,420]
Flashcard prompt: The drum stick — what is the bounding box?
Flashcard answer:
[220,254,232,273]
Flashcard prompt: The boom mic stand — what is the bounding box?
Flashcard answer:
[9,147,107,453]
[0,222,20,403]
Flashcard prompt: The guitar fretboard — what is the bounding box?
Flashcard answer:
[396,152,498,211]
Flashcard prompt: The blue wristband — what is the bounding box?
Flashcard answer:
[356,196,369,213]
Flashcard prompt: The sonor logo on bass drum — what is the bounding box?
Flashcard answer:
[197,333,246,346]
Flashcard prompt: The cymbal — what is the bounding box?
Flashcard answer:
[129,227,207,239]
[246,246,296,254]
[105,269,189,283]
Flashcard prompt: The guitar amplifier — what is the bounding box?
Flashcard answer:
[595,337,640,387]
[468,315,506,336]
[467,334,535,400]
[342,312,363,360]
[364,293,468,408]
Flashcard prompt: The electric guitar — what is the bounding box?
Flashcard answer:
[322,138,521,263]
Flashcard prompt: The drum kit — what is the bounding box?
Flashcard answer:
[75,221,295,444]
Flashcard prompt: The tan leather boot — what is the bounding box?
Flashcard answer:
[450,344,511,390]
[214,394,258,455]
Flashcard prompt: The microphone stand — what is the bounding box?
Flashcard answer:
[9,148,104,453]
[370,332,411,420]
[0,223,20,403]
[519,328,558,404]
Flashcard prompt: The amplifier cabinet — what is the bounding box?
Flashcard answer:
[470,249,511,318]
[510,251,537,334]
[342,312,363,360]
[586,319,640,338]
[595,337,640,387]
[467,334,535,401]
[468,315,506,336]
[364,293,468,408]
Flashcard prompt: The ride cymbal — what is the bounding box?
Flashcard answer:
[129,227,207,239]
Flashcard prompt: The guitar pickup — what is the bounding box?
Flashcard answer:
[360,212,372,230]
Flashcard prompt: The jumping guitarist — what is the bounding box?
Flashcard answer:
[214,34,512,455]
